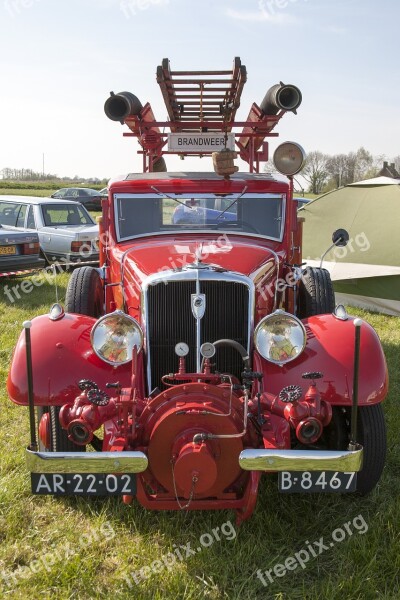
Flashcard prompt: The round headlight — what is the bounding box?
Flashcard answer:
[254,310,306,365]
[273,142,306,176]
[91,310,143,365]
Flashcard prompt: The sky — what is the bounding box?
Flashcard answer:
[0,0,399,179]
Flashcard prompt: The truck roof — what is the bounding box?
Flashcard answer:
[110,171,278,185]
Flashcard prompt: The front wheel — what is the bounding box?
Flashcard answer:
[327,405,386,494]
[355,404,387,494]
[297,267,335,318]
[65,266,104,317]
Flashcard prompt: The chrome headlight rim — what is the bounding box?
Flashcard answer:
[90,309,144,366]
[254,310,307,365]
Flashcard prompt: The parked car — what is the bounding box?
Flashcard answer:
[0,223,44,275]
[0,196,99,264]
[51,188,103,210]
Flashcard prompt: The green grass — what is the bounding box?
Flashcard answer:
[0,188,56,197]
[0,183,105,197]
[0,277,399,599]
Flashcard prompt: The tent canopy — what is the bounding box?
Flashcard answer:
[300,178,400,315]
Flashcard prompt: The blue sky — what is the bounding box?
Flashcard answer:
[0,0,398,178]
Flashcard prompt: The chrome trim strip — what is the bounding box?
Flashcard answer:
[239,448,363,472]
[26,449,148,474]
[142,269,255,393]
[195,275,201,373]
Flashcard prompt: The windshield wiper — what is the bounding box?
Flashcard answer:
[151,186,194,210]
[216,186,248,219]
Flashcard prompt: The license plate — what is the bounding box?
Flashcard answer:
[0,245,16,255]
[31,473,136,495]
[278,471,357,493]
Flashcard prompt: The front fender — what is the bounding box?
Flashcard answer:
[7,313,136,406]
[254,314,388,405]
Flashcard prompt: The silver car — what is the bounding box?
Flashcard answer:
[0,196,99,265]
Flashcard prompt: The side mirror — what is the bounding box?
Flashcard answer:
[332,228,349,247]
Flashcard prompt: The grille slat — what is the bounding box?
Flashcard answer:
[147,279,249,390]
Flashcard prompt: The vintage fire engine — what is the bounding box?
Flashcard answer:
[8,59,387,522]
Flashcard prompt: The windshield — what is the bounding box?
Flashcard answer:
[41,204,94,226]
[115,193,285,241]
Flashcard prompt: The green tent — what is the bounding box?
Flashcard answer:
[301,177,400,316]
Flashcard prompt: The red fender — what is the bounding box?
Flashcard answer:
[7,313,137,406]
[254,314,388,406]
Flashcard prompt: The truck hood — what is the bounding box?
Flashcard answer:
[120,235,281,285]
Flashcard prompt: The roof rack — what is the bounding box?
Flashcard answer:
[104,58,302,173]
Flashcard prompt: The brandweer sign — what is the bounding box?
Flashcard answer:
[168,132,235,152]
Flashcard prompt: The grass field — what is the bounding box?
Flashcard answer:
[0,278,399,599]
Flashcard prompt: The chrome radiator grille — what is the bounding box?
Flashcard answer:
[146,278,250,390]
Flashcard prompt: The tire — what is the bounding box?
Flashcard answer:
[36,406,84,452]
[297,267,335,318]
[326,405,386,495]
[355,404,387,494]
[65,266,104,317]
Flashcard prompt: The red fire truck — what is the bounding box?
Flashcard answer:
[8,58,387,522]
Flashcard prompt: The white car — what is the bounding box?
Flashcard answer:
[0,196,99,265]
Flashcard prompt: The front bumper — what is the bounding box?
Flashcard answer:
[239,447,363,472]
[26,449,148,473]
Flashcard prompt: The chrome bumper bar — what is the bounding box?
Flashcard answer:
[26,449,148,474]
[239,447,363,472]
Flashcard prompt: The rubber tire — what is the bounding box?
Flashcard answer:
[65,266,104,317]
[328,405,386,495]
[297,267,335,318]
[355,404,387,494]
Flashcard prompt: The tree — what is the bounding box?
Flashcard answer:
[325,147,376,189]
[326,153,348,188]
[301,151,329,194]
[353,147,374,182]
